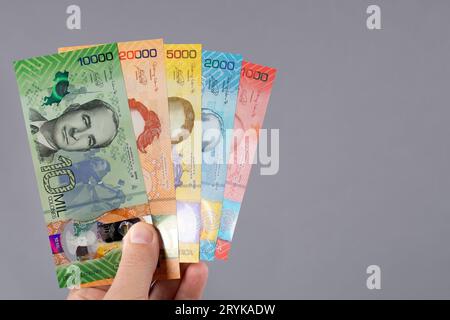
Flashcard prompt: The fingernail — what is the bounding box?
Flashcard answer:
[129,223,153,244]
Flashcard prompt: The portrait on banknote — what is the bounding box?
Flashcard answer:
[168,96,195,144]
[29,99,119,162]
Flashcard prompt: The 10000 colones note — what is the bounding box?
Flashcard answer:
[165,44,202,263]
[214,61,277,261]
[59,39,180,282]
[199,50,242,261]
[14,43,148,287]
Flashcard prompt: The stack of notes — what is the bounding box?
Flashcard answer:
[13,39,277,288]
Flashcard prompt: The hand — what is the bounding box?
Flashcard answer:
[67,222,208,300]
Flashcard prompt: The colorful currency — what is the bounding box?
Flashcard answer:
[214,61,277,260]
[199,51,242,260]
[50,215,152,288]
[14,43,148,287]
[165,44,202,263]
[59,39,180,280]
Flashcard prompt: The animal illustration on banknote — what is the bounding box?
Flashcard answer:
[42,71,70,106]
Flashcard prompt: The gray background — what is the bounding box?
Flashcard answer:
[0,0,449,299]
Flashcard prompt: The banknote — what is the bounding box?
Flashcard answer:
[59,40,180,281]
[165,44,202,263]
[214,61,277,261]
[49,215,152,288]
[199,51,242,261]
[13,43,148,287]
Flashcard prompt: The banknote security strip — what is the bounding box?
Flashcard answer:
[13,41,276,288]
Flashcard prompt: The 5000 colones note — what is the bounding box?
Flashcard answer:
[214,61,277,260]
[14,44,148,287]
[59,39,180,281]
[165,44,202,263]
[200,50,242,261]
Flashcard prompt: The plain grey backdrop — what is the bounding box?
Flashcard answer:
[1,0,450,299]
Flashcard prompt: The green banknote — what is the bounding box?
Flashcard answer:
[14,43,148,224]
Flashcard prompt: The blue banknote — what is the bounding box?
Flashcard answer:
[199,50,242,260]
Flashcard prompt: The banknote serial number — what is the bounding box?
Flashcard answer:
[204,58,235,70]
[166,49,197,59]
[119,49,157,60]
[242,67,269,82]
[78,52,114,66]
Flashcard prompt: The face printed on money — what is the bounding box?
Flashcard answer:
[168,96,195,144]
[53,99,119,151]
[35,99,119,153]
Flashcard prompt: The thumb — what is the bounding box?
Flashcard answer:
[104,222,159,300]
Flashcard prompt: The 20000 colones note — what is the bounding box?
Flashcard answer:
[14,43,148,287]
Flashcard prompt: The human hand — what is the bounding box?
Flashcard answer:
[67,222,208,300]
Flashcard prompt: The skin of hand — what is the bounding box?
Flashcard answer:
[67,222,209,300]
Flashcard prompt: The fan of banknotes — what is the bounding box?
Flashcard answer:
[13,39,276,288]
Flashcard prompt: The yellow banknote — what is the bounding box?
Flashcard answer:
[165,44,202,262]
[59,39,180,280]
